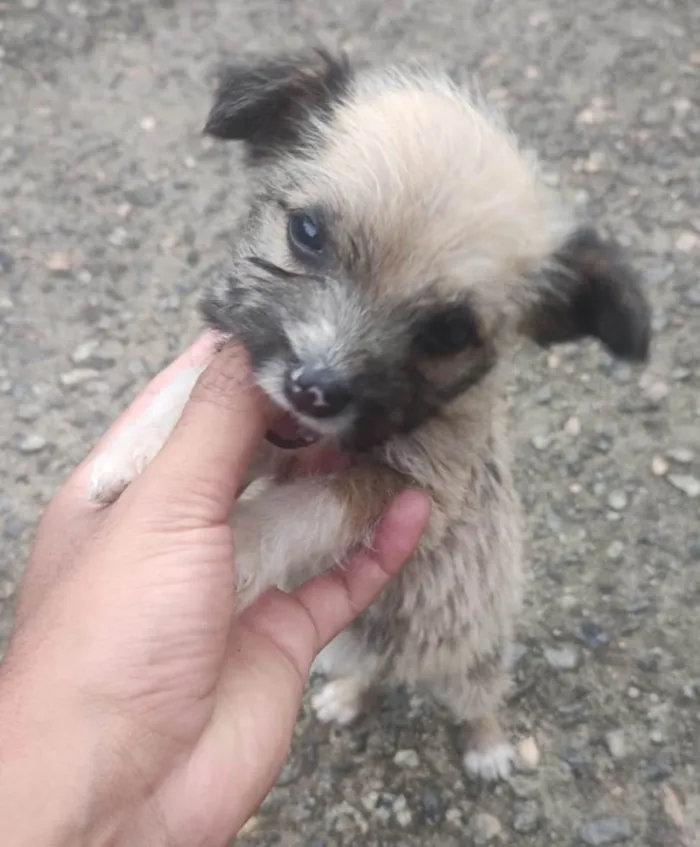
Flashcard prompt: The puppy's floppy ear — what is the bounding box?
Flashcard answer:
[203,48,350,152]
[521,226,652,361]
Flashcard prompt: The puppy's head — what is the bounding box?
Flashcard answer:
[201,50,651,452]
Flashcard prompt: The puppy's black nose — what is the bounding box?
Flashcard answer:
[284,364,351,418]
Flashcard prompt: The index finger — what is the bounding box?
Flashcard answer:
[129,341,267,525]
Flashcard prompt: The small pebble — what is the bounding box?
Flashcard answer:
[638,654,659,673]
[394,795,412,828]
[605,729,626,760]
[140,115,156,131]
[545,645,580,671]
[3,517,23,541]
[445,807,462,826]
[108,226,128,247]
[667,474,700,498]
[564,416,581,436]
[681,683,697,700]
[0,251,14,273]
[276,757,301,786]
[574,621,608,649]
[607,491,628,511]
[651,456,669,476]
[646,758,673,782]
[19,434,47,453]
[578,816,633,845]
[515,736,540,772]
[420,784,443,824]
[676,231,699,252]
[512,800,540,834]
[71,339,122,369]
[558,746,590,776]
[361,791,389,821]
[535,385,552,404]
[667,447,695,464]
[531,434,550,451]
[643,381,668,403]
[471,811,503,845]
[60,368,99,387]
[627,686,640,700]
[508,775,539,798]
[238,816,259,836]
[71,340,99,365]
[45,251,72,273]
[393,749,420,768]
[606,541,625,561]
[124,185,162,208]
[582,150,606,173]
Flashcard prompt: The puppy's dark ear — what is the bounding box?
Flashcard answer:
[522,226,652,361]
[203,48,350,153]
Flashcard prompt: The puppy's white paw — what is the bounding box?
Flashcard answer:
[88,430,166,505]
[88,366,205,505]
[463,742,515,781]
[312,679,365,726]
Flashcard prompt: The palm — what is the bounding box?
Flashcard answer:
[126,602,311,846]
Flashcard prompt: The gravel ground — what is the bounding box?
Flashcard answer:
[1,1,699,844]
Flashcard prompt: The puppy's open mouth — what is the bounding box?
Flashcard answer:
[265,407,321,450]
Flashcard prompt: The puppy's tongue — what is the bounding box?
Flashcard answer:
[265,408,320,450]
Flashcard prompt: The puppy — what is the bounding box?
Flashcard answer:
[89,49,651,780]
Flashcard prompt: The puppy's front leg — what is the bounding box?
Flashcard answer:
[232,466,407,612]
[89,360,277,505]
[89,365,206,504]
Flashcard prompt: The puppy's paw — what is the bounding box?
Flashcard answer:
[88,427,167,505]
[463,742,515,781]
[88,366,204,505]
[312,678,365,726]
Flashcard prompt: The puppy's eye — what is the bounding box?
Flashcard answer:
[413,305,479,357]
[288,212,325,256]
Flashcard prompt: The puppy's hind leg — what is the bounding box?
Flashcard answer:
[311,631,379,727]
[431,651,514,782]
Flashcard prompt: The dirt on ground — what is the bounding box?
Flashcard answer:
[1,1,699,845]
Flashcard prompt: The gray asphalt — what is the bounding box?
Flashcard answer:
[1,1,699,845]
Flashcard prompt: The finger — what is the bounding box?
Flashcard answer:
[238,490,430,679]
[14,505,103,625]
[128,342,266,525]
[294,489,431,650]
[16,334,221,616]
[68,331,220,495]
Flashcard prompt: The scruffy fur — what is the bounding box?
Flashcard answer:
[89,49,651,781]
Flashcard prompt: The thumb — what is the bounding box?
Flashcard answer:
[127,342,267,526]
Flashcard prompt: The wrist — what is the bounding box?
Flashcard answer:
[0,656,121,847]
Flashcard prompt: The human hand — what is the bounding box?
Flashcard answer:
[0,334,430,847]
